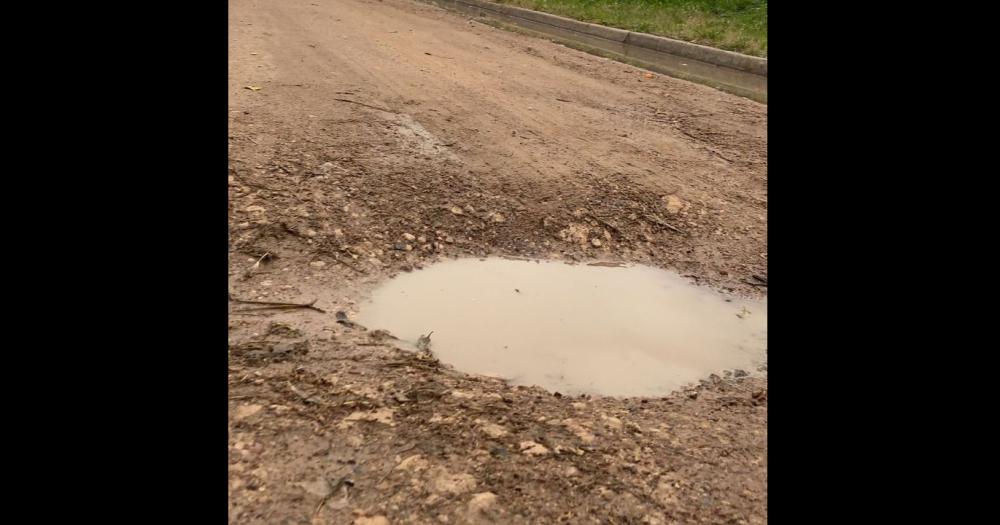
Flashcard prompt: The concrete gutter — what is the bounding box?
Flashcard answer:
[424,0,767,103]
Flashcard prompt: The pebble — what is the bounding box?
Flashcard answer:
[519,441,550,456]
[403,233,416,241]
[234,404,263,420]
[467,492,498,514]
[430,469,477,495]
[663,195,684,214]
[479,423,509,438]
[354,517,390,525]
[310,261,326,268]
[590,238,602,247]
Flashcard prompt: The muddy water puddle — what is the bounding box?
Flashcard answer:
[359,258,766,397]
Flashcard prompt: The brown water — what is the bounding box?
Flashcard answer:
[360,258,767,397]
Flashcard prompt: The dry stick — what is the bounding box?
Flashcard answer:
[643,214,685,234]
[229,294,327,313]
[334,256,364,274]
[332,98,396,114]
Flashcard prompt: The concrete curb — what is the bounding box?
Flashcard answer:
[424,0,767,102]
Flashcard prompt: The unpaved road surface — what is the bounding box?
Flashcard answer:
[228,0,767,523]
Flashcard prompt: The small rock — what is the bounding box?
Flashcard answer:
[334,228,345,237]
[354,517,390,525]
[417,235,427,243]
[590,238,602,247]
[479,423,509,438]
[234,404,263,420]
[404,244,413,251]
[603,416,623,431]
[430,469,477,495]
[734,369,749,378]
[245,205,265,213]
[752,389,768,403]
[396,454,429,472]
[488,212,505,223]
[450,206,464,215]
[392,243,407,251]
[467,492,498,514]
[564,466,579,476]
[663,195,684,214]
[341,408,396,426]
[519,441,550,456]
[310,261,326,268]
[318,162,336,175]
[403,233,416,241]
[297,478,332,498]
[305,229,317,237]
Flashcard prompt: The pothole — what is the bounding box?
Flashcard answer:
[360,258,766,397]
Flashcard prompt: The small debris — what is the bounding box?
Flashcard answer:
[297,477,332,498]
[245,85,262,91]
[354,517,390,525]
[479,423,509,438]
[234,404,263,420]
[417,331,434,352]
[396,454,430,472]
[663,195,684,214]
[467,492,498,515]
[430,468,478,495]
[403,233,416,241]
[590,238,602,247]
[341,408,396,427]
[519,441,550,456]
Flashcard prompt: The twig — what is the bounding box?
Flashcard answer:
[332,98,396,113]
[229,294,327,313]
[334,256,364,274]
[643,214,685,234]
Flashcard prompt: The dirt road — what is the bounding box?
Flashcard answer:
[229,0,767,523]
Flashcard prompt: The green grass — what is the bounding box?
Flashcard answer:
[490,0,767,57]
